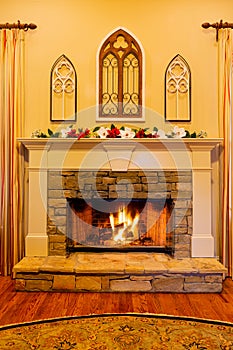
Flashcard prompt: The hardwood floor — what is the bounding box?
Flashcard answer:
[0,276,233,326]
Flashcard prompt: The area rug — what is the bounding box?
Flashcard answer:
[0,313,233,349]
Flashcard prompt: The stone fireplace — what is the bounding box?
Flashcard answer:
[13,137,227,292]
[48,169,192,258]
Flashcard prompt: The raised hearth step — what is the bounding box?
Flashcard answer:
[12,253,227,293]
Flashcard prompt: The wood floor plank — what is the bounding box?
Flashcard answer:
[0,276,233,326]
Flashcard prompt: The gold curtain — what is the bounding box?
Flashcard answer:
[0,29,25,276]
[218,29,233,277]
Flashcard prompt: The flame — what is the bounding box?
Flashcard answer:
[109,213,115,231]
[110,207,139,243]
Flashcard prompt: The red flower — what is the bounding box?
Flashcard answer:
[67,129,79,138]
[148,132,160,138]
[67,128,90,139]
[77,128,90,140]
[135,129,146,138]
[107,127,120,138]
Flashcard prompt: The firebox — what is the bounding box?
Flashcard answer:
[47,169,192,258]
[66,198,174,253]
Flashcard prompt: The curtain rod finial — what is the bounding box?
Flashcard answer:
[28,23,37,30]
[202,22,210,29]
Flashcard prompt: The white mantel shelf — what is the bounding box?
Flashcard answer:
[18,137,223,149]
[19,137,222,259]
[18,138,223,171]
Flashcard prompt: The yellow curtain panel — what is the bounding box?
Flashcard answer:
[0,29,25,275]
[218,29,233,277]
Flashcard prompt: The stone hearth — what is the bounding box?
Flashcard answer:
[13,137,226,292]
[13,253,226,292]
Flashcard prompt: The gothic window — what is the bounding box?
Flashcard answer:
[98,29,143,121]
[50,54,77,122]
[165,54,191,121]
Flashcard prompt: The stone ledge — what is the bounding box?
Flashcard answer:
[12,253,227,293]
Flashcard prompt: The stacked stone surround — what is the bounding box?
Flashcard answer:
[13,253,227,293]
[47,170,192,258]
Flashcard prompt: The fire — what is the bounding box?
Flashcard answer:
[109,207,139,243]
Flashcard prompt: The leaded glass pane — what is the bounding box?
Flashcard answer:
[101,53,119,115]
[123,53,140,115]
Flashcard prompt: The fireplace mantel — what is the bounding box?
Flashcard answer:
[19,137,222,150]
[18,138,222,258]
[19,137,222,172]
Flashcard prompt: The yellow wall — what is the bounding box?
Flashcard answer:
[2,0,232,136]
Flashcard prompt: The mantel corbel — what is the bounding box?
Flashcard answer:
[102,143,136,171]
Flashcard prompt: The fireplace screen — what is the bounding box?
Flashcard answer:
[67,198,174,252]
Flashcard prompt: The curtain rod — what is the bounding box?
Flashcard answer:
[0,20,37,31]
[202,20,233,41]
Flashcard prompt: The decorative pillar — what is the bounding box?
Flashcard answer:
[190,144,215,257]
[25,143,49,256]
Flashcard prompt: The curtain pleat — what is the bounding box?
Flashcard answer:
[0,29,25,276]
[218,29,233,277]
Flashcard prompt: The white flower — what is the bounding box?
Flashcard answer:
[197,130,207,138]
[119,127,135,139]
[157,129,167,138]
[97,126,109,138]
[61,126,72,138]
[172,126,186,138]
[31,129,42,138]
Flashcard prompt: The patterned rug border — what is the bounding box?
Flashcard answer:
[1,313,233,331]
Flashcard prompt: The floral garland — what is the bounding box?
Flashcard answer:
[31,124,207,140]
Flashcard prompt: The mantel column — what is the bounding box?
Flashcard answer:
[190,145,215,257]
[25,146,49,256]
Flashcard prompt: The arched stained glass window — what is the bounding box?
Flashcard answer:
[50,54,77,122]
[165,54,191,121]
[98,29,143,121]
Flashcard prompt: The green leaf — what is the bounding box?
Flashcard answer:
[153,126,158,132]
[110,124,116,130]
[191,132,197,138]
[92,126,100,132]
[120,126,125,130]
[48,129,53,136]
